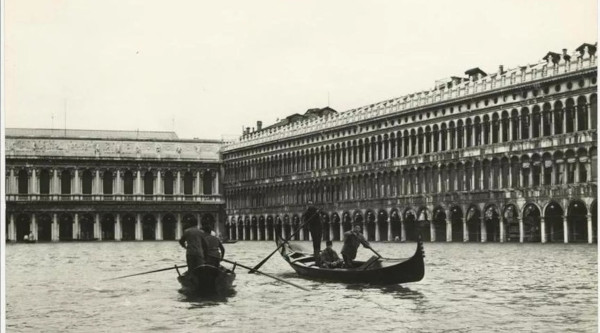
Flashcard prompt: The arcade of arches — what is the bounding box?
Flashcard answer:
[225,199,597,244]
[5,212,219,242]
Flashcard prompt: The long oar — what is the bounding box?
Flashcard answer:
[249,218,312,273]
[104,265,187,281]
[222,258,309,291]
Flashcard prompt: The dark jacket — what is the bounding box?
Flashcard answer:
[179,227,208,257]
[320,247,341,263]
[341,231,369,259]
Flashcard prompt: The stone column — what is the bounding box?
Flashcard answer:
[51,213,59,241]
[299,225,304,240]
[31,214,37,240]
[229,223,233,241]
[480,217,487,242]
[7,168,14,194]
[94,213,102,240]
[73,213,80,240]
[199,171,205,195]
[462,218,468,242]
[195,171,201,195]
[400,219,406,242]
[135,170,142,195]
[115,213,122,241]
[563,216,568,243]
[214,170,220,195]
[329,222,334,241]
[518,217,524,243]
[386,216,392,241]
[8,214,15,242]
[31,169,39,195]
[156,170,163,195]
[364,222,369,240]
[430,222,436,242]
[176,213,183,240]
[242,221,247,241]
[499,218,505,243]
[375,221,381,241]
[135,213,142,240]
[540,217,546,243]
[52,169,59,196]
[587,215,593,244]
[156,214,163,240]
[446,220,452,242]
[176,170,182,196]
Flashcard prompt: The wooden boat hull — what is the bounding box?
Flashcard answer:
[222,240,238,244]
[177,265,236,296]
[278,239,425,285]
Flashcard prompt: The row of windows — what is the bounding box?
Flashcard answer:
[226,78,596,160]
[9,169,216,196]
[227,99,597,183]
[227,150,597,210]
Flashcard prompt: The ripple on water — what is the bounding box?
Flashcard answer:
[5,241,598,333]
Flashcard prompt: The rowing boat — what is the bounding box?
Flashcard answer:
[276,238,425,285]
[176,264,236,296]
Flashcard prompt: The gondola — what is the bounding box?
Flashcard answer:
[176,264,236,297]
[276,238,425,285]
[221,239,238,244]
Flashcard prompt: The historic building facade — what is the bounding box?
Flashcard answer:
[222,43,598,244]
[5,129,224,242]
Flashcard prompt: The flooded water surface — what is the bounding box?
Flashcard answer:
[5,241,597,332]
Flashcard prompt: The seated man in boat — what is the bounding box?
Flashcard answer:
[179,222,208,272]
[341,225,371,268]
[320,240,343,269]
[201,224,225,267]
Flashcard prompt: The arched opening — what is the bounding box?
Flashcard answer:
[18,169,29,195]
[103,171,113,195]
[143,171,154,196]
[404,210,418,242]
[365,210,376,241]
[332,213,341,241]
[183,172,194,196]
[142,214,156,240]
[466,207,480,242]
[568,200,588,242]
[291,215,300,241]
[81,170,93,195]
[416,208,429,241]
[16,214,31,241]
[61,170,72,195]
[163,171,174,196]
[484,206,500,242]
[377,210,388,241]
[101,214,115,240]
[121,214,136,241]
[266,216,274,241]
[283,215,291,239]
[237,218,244,240]
[37,214,52,241]
[59,214,73,241]
[162,214,176,240]
[203,172,213,195]
[523,204,541,242]
[390,210,401,241]
[545,202,564,243]
[342,212,352,233]
[565,99,575,133]
[201,213,215,229]
[123,171,134,195]
[504,204,519,242]
[258,216,265,240]
[433,208,446,242]
[450,206,463,242]
[321,213,330,241]
[80,214,95,240]
[39,169,51,195]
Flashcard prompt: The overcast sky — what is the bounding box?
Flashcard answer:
[5,0,597,140]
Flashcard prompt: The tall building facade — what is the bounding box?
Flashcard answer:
[222,43,598,244]
[5,129,224,242]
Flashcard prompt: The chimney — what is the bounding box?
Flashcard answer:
[498,65,504,75]
[257,121,263,131]
[562,48,571,62]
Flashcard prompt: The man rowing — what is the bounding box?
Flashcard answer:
[304,201,322,266]
[201,224,225,267]
[341,225,371,268]
[179,221,208,272]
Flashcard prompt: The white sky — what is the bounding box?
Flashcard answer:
[4,0,598,140]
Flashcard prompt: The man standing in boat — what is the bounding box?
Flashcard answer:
[179,221,208,272]
[304,201,322,266]
[341,225,371,268]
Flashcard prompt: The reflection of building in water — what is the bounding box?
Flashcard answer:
[5,129,224,242]
[222,42,598,244]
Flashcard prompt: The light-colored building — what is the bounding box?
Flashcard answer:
[5,128,225,242]
[222,42,598,244]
